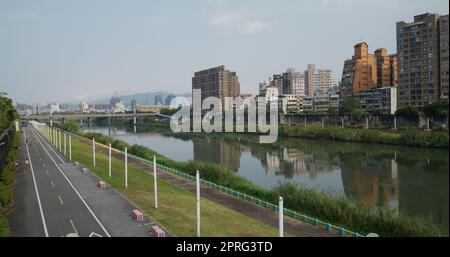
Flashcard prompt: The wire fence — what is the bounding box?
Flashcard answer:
[35,123,365,237]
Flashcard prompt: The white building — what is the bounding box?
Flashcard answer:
[80,100,89,113]
[264,86,279,107]
[49,103,60,114]
[112,101,126,113]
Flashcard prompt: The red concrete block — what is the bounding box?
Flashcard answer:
[151,225,166,237]
[98,181,106,189]
[132,209,143,221]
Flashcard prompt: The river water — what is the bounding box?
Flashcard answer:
[83,126,449,232]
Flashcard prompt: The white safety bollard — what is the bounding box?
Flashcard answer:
[153,156,158,209]
[69,135,72,161]
[108,143,112,178]
[92,138,96,166]
[196,170,200,237]
[279,196,284,237]
[64,133,67,155]
[125,147,128,188]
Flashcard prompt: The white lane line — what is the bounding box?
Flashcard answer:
[58,195,64,205]
[24,129,49,237]
[30,127,65,164]
[31,127,111,237]
[69,219,78,235]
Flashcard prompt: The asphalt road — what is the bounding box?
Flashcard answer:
[8,125,109,237]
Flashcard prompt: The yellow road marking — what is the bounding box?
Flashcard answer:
[58,195,64,205]
[51,180,55,188]
[69,219,78,235]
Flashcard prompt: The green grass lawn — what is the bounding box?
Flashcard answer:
[63,135,281,237]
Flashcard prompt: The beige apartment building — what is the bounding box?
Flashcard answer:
[396,13,449,108]
[192,65,240,105]
[341,42,397,99]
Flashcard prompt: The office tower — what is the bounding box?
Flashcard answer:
[192,65,240,103]
[397,13,449,108]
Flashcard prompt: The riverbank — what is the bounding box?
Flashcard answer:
[278,124,448,148]
[96,118,449,149]
[57,123,446,236]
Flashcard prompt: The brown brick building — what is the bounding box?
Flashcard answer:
[340,42,397,99]
[192,65,240,104]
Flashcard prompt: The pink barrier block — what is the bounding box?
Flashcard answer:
[98,181,106,189]
[132,210,143,221]
[151,226,166,237]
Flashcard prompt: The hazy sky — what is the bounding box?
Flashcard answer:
[1,0,448,104]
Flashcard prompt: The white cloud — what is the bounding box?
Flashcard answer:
[208,8,271,34]
[240,21,270,33]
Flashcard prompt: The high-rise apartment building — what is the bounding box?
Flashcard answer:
[192,65,240,103]
[440,14,449,100]
[304,64,333,96]
[315,69,333,94]
[304,64,316,96]
[340,42,397,99]
[397,13,449,108]
[282,68,305,96]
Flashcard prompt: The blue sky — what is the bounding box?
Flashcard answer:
[0,0,448,103]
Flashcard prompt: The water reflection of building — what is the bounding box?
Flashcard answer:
[255,146,337,179]
[192,138,240,171]
[340,155,399,210]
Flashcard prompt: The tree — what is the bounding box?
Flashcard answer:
[351,109,367,123]
[0,93,18,132]
[395,106,419,120]
[423,100,448,120]
[340,99,360,115]
[327,108,337,116]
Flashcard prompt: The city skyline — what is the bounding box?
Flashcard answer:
[1,0,448,104]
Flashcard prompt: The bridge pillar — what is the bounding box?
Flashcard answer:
[88,117,91,127]
[62,117,65,124]
[133,115,137,134]
[50,118,53,127]
[80,118,83,128]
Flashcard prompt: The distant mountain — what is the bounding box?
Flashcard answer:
[89,91,191,106]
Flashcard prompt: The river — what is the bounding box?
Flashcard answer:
[82,125,449,232]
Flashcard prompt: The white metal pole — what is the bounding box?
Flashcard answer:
[153,155,158,209]
[69,135,72,161]
[64,132,67,155]
[59,130,62,151]
[279,196,284,237]
[108,143,112,178]
[341,116,344,128]
[365,117,369,129]
[93,138,96,166]
[196,170,200,237]
[125,147,128,188]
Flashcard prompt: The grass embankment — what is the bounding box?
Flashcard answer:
[67,138,281,237]
[279,124,448,148]
[0,131,20,237]
[57,123,446,236]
